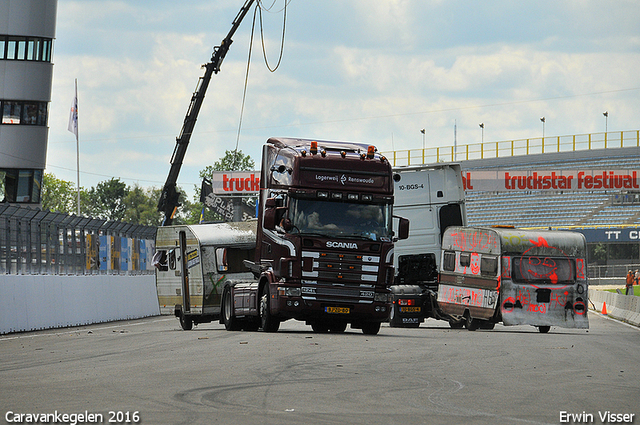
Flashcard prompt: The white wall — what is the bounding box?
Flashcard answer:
[589,289,640,327]
[0,275,160,334]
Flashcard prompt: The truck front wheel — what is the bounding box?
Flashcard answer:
[222,287,242,331]
[260,287,280,332]
[361,321,381,335]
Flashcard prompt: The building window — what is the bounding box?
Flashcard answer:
[0,100,48,126]
[0,35,53,62]
[0,169,43,204]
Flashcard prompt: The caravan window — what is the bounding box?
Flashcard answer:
[216,247,255,273]
[512,256,575,284]
[168,249,177,270]
[480,256,498,276]
[442,251,455,271]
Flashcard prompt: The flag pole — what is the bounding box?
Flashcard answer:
[74,79,80,215]
[68,78,80,215]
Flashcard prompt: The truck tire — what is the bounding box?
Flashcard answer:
[361,321,381,335]
[311,322,329,333]
[538,326,551,333]
[449,319,464,329]
[329,322,348,333]
[260,287,280,332]
[389,303,402,327]
[222,287,242,331]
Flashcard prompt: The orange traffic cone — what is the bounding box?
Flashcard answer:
[602,302,608,315]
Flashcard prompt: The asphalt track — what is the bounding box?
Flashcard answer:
[1,312,638,425]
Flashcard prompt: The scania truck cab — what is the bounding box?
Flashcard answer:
[222,137,409,335]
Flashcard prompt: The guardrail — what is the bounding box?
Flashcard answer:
[0,204,157,275]
[383,130,640,167]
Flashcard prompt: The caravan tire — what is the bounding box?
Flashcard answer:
[179,313,193,331]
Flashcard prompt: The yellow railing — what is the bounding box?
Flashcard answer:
[383,130,640,167]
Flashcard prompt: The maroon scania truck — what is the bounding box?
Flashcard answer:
[221,137,409,335]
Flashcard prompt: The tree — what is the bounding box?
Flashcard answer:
[41,173,81,214]
[211,149,255,172]
[123,185,163,226]
[187,150,256,224]
[86,178,129,221]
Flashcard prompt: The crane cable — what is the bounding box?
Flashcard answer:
[258,0,289,72]
[232,0,288,170]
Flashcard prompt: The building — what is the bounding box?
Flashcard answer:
[0,0,57,205]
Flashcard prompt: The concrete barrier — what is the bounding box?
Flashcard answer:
[589,288,640,327]
[0,275,160,335]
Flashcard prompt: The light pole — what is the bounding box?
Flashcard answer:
[420,128,425,150]
[540,117,545,140]
[603,111,608,133]
[479,123,484,144]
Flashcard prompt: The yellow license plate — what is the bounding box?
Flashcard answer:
[325,306,350,314]
[400,306,421,313]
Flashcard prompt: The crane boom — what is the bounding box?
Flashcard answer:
[158,0,256,226]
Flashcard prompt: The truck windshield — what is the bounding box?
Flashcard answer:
[288,198,392,241]
[512,256,575,284]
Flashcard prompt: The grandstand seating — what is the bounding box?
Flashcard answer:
[462,146,640,228]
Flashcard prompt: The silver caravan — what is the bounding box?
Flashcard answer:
[390,163,466,326]
[154,221,256,330]
[438,226,589,332]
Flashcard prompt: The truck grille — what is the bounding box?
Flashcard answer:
[300,250,380,303]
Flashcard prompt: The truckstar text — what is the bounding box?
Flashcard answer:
[461,170,640,192]
[503,171,640,191]
[222,173,260,192]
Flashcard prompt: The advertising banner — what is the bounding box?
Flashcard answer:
[463,169,640,192]
[210,171,260,194]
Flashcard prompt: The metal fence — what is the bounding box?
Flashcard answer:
[0,204,157,275]
[588,264,640,280]
[383,130,640,166]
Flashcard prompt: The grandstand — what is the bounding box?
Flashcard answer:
[385,132,640,280]
[460,145,640,228]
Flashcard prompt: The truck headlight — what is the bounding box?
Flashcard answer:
[277,287,301,297]
[374,293,391,302]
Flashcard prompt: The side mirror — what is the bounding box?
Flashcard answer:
[397,217,410,240]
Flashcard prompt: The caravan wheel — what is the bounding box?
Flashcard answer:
[179,313,193,331]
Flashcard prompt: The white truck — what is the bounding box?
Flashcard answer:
[389,163,467,327]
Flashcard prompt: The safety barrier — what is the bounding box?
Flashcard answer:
[589,289,640,327]
[0,274,160,335]
[0,204,156,275]
[383,130,640,167]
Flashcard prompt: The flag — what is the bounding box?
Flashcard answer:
[68,79,78,140]
[200,177,213,203]
[199,207,205,224]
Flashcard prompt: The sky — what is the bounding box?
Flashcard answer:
[46,0,640,200]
